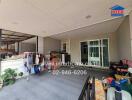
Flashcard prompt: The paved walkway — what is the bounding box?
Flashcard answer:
[0,67,109,100]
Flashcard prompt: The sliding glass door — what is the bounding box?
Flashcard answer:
[102,39,109,67]
[88,40,100,66]
[81,42,88,64]
[80,39,109,67]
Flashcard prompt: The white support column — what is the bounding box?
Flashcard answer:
[37,36,44,54]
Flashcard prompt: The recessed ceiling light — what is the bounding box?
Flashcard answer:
[85,15,91,19]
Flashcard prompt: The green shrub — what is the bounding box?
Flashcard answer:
[1,68,17,86]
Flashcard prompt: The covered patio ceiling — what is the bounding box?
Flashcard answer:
[1,30,35,45]
[50,16,125,40]
[0,0,131,37]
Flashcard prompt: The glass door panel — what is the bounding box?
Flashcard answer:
[81,42,88,64]
[80,39,109,67]
[103,39,109,67]
[88,40,100,66]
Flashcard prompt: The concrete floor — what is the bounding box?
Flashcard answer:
[0,67,109,100]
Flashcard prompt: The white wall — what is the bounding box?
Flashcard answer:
[129,11,132,59]
[17,37,36,53]
[22,37,37,44]
[14,37,61,54]
[19,43,36,53]
[1,38,37,53]
[43,37,61,54]
[38,37,44,54]
[63,33,118,63]
[116,16,131,60]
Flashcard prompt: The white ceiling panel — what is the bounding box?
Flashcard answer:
[50,17,125,39]
[0,0,131,37]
